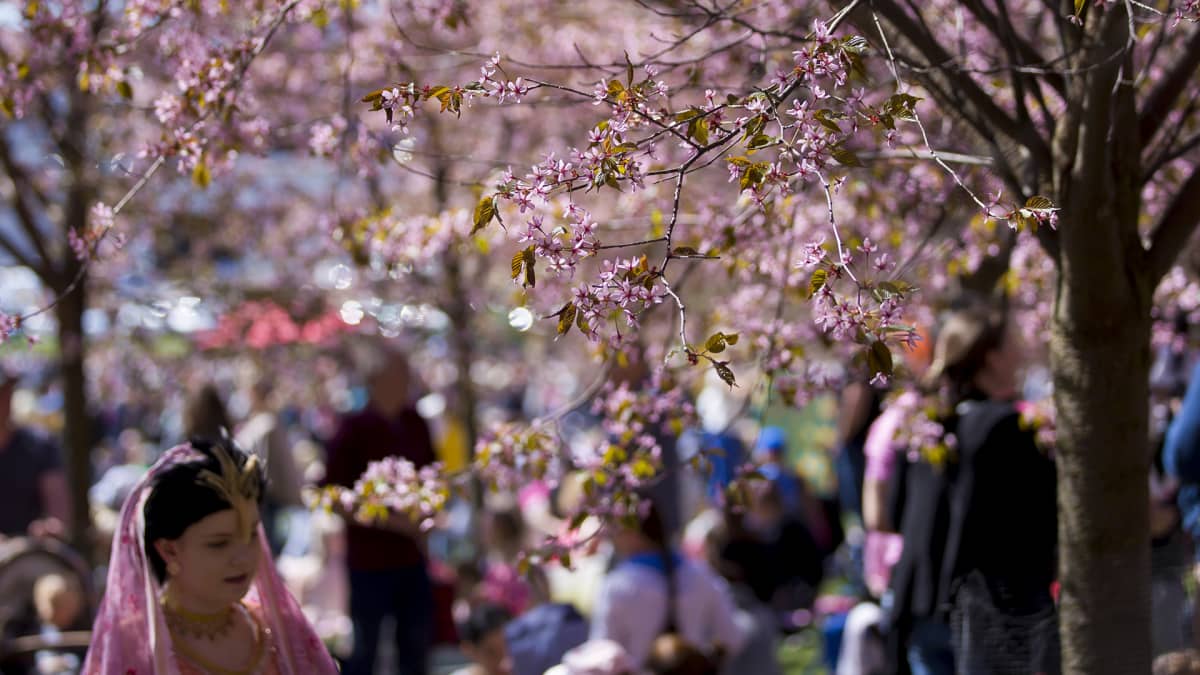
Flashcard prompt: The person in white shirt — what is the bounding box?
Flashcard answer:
[590,501,746,670]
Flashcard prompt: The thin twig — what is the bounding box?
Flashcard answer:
[871,10,997,218]
[596,237,668,250]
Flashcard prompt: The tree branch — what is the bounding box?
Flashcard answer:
[1146,129,1200,180]
[1143,96,1200,181]
[0,133,54,280]
[1146,166,1200,284]
[0,227,40,273]
[850,0,1054,171]
[1138,26,1200,147]
[961,0,1066,96]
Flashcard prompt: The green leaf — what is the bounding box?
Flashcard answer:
[428,85,452,107]
[569,512,589,531]
[311,6,330,27]
[625,51,635,87]
[631,458,656,480]
[747,134,773,150]
[847,52,869,82]
[808,268,828,298]
[842,35,869,53]
[472,195,496,234]
[522,246,536,288]
[813,109,843,133]
[360,88,384,104]
[877,280,916,297]
[1074,0,1085,15]
[672,246,701,257]
[511,250,525,281]
[116,80,133,100]
[557,302,577,336]
[607,80,625,98]
[0,98,13,119]
[689,117,709,145]
[1025,195,1054,210]
[705,333,728,353]
[743,115,766,140]
[867,340,894,377]
[739,163,768,191]
[831,145,863,167]
[713,360,737,388]
[192,158,211,188]
[724,333,739,346]
[883,93,922,121]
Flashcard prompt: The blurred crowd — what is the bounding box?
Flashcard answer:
[5,295,1200,674]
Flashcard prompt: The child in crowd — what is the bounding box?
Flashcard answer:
[505,566,588,675]
[451,603,513,675]
[32,573,86,674]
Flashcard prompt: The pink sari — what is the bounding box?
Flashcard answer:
[83,444,339,675]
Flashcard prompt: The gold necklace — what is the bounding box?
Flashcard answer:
[171,603,267,675]
[161,595,236,640]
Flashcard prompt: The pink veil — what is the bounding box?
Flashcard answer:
[83,444,339,675]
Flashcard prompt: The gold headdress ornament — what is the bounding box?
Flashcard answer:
[196,442,262,542]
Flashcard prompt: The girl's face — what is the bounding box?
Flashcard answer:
[156,506,262,608]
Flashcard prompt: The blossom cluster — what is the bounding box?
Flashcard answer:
[1016,398,1058,452]
[68,203,123,262]
[310,457,451,533]
[568,256,667,344]
[517,202,600,277]
[474,422,561,491]
[590,372,694,462]
[884,391,959,468]
[335,207,477,274]
[0,312,17,344]
[797,235,919,386]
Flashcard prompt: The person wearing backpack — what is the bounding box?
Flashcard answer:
[590,500,746,671]
[886,306,1058,675]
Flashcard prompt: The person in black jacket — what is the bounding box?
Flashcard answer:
[887,306,1058,675]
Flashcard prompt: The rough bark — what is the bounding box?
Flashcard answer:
[54,274,92,557]
[1051,290,1152,675]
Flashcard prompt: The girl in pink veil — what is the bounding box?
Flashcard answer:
[84,440,339,675]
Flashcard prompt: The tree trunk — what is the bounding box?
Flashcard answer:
[429,142,481,496]
[54,273,92,559]
[444,249,480,459]
[1052,265,1153,674]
